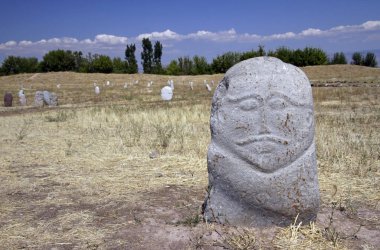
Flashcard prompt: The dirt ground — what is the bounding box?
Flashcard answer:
[1,160,379,249]
[1,69,379,249]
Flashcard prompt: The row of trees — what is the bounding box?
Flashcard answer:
[0,51,121,75]
[351,52,378,67]
[0,38,164,75]
[0,42,377,76]
[165,46,378,74]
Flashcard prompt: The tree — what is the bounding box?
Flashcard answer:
[273,47,293,64]
[80,53,95,73]
[141,38,153,73]
[165,60,181,75]
[125,44,138,73]
[192,55,210,75]
[330,52,347,65]
[240,50,259,61]
[73,51,85,72]
[92,54,113,73]
[178,56,193,75]
[240,45,266,61]
[153,41,163,74]
[257,45,266,56]
[302,47,328,66]
[351,52,363,65]
[112,57,126,73]
[40,50,76,72]
[363,52,377,67]
[291,49,304,66]
[211,52,241,73]
[0,56,38,75]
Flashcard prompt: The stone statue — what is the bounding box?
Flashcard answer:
[203,57,320,227]
[4,92,13,107]
[34,91,58,107]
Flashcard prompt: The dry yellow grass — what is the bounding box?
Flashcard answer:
[0,66,379,249]
[0,72,222,108]
[302,64,380,84]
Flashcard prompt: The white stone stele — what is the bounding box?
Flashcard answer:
[43,91,58,106]
[95,86,100,95]
[19,93,27,106]
[34,91,44,107]
[43,91,50,104]
[170,80,174,90]
[203,57,320,227]
[161,86,173,101]
[206,83,212,92]
[33,91,57,107]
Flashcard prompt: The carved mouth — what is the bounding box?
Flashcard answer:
[253,141,278,153]
[236,135,288,148]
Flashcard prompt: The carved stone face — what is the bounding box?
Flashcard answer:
[211,57,314,173]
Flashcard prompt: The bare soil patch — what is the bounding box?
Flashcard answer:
[0,67,379,249]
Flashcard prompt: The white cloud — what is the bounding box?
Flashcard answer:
[265,32,296,40]
[0,20,379,59]
[19,40,33,46]
[62,37,79,44]
[37,39,47,44]
[300,28,323,36]
[362,21,380,30]
[240,33,261,41]
[187,30,214,39]
[47,38,61,44]
[5,41,17,46]
[94,34,128,44]
[81,39,94,44]
[137,29,181,40]
[327,21,380,35]
[187,28,237,41]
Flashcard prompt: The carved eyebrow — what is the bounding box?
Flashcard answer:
[227,93,263,102]
[227,91,313,108]
[268,92,312,108]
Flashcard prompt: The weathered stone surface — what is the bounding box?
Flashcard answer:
[4,92,13,107]
[49,92,58,106]
[203,57,320,227]
[19,93,27,106]
[34,91,44,107]
[34,91,58,107]
[161,86,173,101]
[43,91,58,106]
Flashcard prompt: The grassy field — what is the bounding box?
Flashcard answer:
[0,65,379,249]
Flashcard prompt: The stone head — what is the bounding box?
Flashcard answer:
[211,57,315,173]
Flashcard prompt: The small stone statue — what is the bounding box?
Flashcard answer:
[4,92,13,107]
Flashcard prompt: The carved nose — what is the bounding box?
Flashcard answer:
[258,108,270,134]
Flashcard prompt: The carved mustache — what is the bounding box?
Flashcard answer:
[236,134,289,146]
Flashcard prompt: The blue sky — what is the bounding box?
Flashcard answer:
[1,0,380,65]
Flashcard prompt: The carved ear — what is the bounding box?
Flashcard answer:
[221,76,229,90]
[211,77,228,113]
[306,110,314,130]
[210,77,229,137]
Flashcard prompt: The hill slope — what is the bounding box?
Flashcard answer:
[301,64,380,83]
[0,64,379,108]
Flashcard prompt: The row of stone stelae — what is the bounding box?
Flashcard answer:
[2,78,216,107]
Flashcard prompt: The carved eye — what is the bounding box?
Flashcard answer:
[268,97,287,110]
[239,99,260,111]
